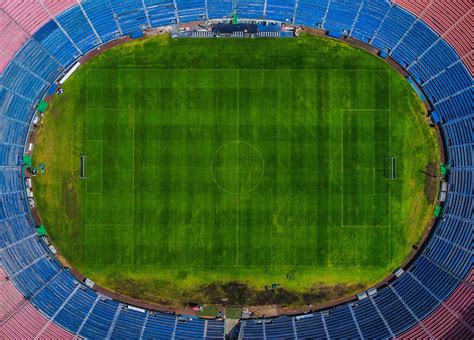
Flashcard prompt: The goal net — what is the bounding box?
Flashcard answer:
[385,156,397,180]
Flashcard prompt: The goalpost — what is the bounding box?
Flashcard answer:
[80,155,86,179]
[385,156,397,180]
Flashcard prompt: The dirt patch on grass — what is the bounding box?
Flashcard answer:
[301,283,366,304]
[51,106,61,119]
[423,162,438,204]
[116,278,147,300]
[198,281,365,307]
[103,278,368,308]
[62,178,79,220]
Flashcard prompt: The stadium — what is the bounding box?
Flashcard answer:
[0,0,472,339]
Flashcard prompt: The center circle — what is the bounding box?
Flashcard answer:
[211,141,264,194]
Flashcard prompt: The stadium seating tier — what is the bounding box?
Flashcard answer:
[0,0,472,338]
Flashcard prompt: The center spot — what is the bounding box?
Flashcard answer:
[211,141,264,194]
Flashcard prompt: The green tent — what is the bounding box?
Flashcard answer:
[36,224,47,236]
[23,155,32,168]
[37,100,48,113]
[232,14,238,25]
[440,163,450,176]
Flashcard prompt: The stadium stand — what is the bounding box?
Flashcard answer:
[294,0,331,28]
[144,0,177,27]
[0,0,472,338]
[0,12,29,73]
[109,0,149,34]
[393,0,473,73]
[79,0,121,42]
[207,0,234,19]
[176,0,207,22]
[0,268,74,339]
[236,0,264,19]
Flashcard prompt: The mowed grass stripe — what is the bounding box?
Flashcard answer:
[32,35,439,304]
[342,110,390,227]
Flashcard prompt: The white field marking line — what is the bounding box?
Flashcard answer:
[91,263,390,269]
[388,71,392,265]
[340,108,390,229]
[339,225,389,228]
[84,140,103,194]
[85,70,137,258]
[85,70,88,265]
[86,225,134,228]
[132,108,135,261]
[84,68,394,263]
[101,139,103,194]
[86,108,134,110]
[341,108,344,227]
[133,138,148,191]
[329,147,342,192]
[86,68,393,71]
[236,69,239,266]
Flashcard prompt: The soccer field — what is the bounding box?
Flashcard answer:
[33,34,439,306]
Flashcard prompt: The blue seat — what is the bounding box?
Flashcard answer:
[424,63,472,100]
[391,21,439,67]
[206,319,226,338]
[31,270,78,317]
[265,315,296,338]
[142,312,177,338]
[351,0,391,42]
[324,305,360,338]
[265,0,295,22]
[410,256,459,301]
[2,63,48,101]
[175,315,205,338]
[32,20,80,66]
[79,298,120,338]
[81,0,121,43]
[13,39,63,83]
[12,257,61,297]
[435,89,471,121]
[0,88,33,123]
[109,0,149,34]
[372,6,416,51]
[294,0,329,28]
[236,0,264,19]
[324,0,361,35]
[295,313,327,338]
[0,116,28,146]
[56,7,99,54]
[207,0,234,19]
[0,215,31,247]
[144,0,177,26]
[391,273,439,320]
[176,0,207,22]
[3,236,46,274]
[240,319,266,338]
[372,287,417,334]
[408,40,459,82]
[55,285,97,333]
[352,298,392,339]
[111,307,147,338]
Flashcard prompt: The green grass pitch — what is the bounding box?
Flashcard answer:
[33,34,439,306]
